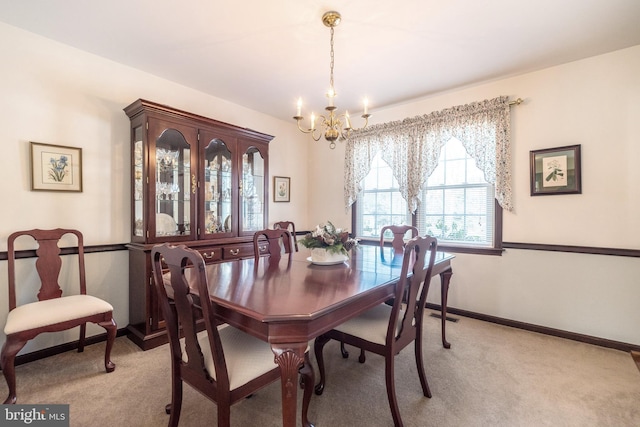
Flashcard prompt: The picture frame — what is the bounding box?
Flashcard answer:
[273,176,290,202]
[530,144,581,196]
[30,142,83,192]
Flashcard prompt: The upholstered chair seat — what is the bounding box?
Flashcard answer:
[333,305,406,345]
[195,328,277,390]
[4,295,113,335]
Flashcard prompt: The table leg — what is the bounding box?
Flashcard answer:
[272,342,310,427]
[439,268,453,349]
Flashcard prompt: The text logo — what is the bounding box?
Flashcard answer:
[1,405,69,426]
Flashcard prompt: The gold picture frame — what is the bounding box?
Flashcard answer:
[30,142,83,192]
[273,176,290,202]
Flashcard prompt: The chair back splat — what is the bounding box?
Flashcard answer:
[273,221,299,252]
[314,235,438,427]
[392,237,438,349]
[3,228,116,405]
[379,224,419,254]
[151,243,314,427]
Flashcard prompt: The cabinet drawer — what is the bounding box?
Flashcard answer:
[254,242,270,257]
[198,247,223,263]
[223,243,255,260]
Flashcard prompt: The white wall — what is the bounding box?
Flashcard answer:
[308,45,640,346]
[1,19,638,353]
[0,22,310,354]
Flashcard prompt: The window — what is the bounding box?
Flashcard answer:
[356,155,410,239]
[418,138,495,247]
[355,138,500,251]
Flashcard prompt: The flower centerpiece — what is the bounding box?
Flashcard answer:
[299,221,359,263]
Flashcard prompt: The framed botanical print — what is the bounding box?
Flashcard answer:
[530,145,581,196]
[30,142,83,192]
[273,176,290,202]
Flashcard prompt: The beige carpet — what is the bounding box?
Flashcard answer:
[3,310,639,426]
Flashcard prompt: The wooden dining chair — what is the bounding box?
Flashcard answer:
[339,224,419,361]
[273,221,299,252]
[151,243,314,427]
[314,235,438,427]
[2,228,116,404]
[253,228,293,263]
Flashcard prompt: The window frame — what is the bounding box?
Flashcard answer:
[352,201,502,255]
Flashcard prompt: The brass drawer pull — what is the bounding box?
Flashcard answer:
[259,245,268,253]
[202,251,215,259]
[230,249,240,256]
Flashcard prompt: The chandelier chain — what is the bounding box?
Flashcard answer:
[329,26,335,91]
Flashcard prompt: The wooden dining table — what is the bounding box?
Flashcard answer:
[197,244,454,427]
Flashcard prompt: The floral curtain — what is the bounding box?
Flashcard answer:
[344,96,513,213]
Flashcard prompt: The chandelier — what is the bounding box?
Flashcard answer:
[293,11,370,149]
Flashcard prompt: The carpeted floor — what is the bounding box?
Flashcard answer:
[3,310,640,426]
[632,351,640,373]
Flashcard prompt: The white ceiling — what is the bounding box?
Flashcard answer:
[1,0,639,122]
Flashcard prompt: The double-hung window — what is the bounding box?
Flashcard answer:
[355,137,500,252]
[417,138,497,248]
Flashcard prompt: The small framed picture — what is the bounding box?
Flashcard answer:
[273,176,290,202]
[30,142,83,192]
[530,144,581,196]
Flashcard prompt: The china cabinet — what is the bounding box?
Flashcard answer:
[124,99,272,349]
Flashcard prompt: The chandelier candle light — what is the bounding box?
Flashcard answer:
[293,11,371,149]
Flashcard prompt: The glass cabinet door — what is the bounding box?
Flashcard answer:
[147,119,197,242]
[240,145,266,234]
[132,125,145,238]
[203,137,234,237]
[154,129,192,238]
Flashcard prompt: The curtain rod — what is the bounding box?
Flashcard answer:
[509,98,524,106]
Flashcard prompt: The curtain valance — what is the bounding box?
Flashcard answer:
[344,96,513,213]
